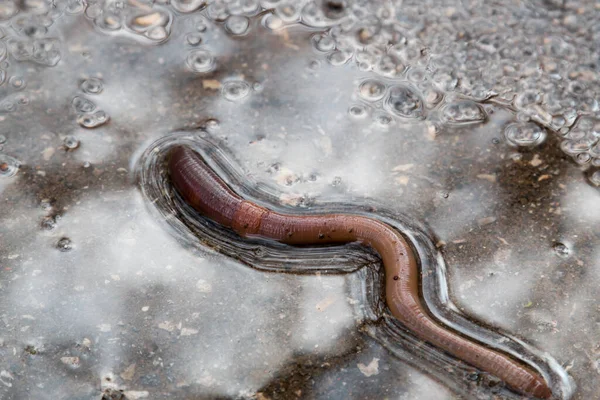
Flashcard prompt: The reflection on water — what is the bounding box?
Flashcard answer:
[0,0,598,399]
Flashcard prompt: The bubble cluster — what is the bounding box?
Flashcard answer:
[0,94,29,114]
[86,1,172,44]
[127,10,172,42]
[11,14,52,38]
[77,111,109,129]
[152,1,573,180]
[71,98,107,128]
[558,117,600,166]
[0,154,20,177]
[0,0,597,187]
[7,37,61,66]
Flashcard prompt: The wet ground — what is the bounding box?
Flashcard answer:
[0,1,599,399]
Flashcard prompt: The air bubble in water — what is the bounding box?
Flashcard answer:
[312,33,335,52]
[514,90,541,109]
[552,242,570,258]
[306,59,320,73]
[275,4,300,22]
[186,49,215,73]
[253,245,267,257]
[358,79,386,101]
[80,78,103,94]
[127,10,171,42]
[348,105,367,118]
[97,13,123,31]
[0,42,7,63]
[375,55,404,77]
[262,13,284,31]
[504,122,547,147]
[407,67,427,83]
[63,136,80,150]
[222,80,250,101]
[590,170,600,186]
[1,99,17,112]
[40,198,53,211]
[327,50,352,66]
[72,96,96,113]
[146,26,168,41]
[186,33,202,46]
[57,237,73,252]
[0,0,18,20]
[77,111,109,129]
[206,2,229,22]
[374,113,392,127]
[574,152,591,165]
[7,38,33,61]
[0,154,20,177]
[171,0,206,13]
[561,139,593,155]
[441,101,487,125]
[204,118,220,132]
[31,38,61,66]
[241,0,260,14]
[301,1,337,27]
[384,84,424,119]
[85,3,102,19]
[225,15,250,36]
[41,216,57,230]
[65,0,85,14]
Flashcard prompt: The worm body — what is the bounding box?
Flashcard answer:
[168,145,552,399]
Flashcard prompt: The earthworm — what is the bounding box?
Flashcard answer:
[168,145,552,399]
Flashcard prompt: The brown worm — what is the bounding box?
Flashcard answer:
[168,145,552,399]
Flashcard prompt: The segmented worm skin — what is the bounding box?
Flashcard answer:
[168,146,552,399]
